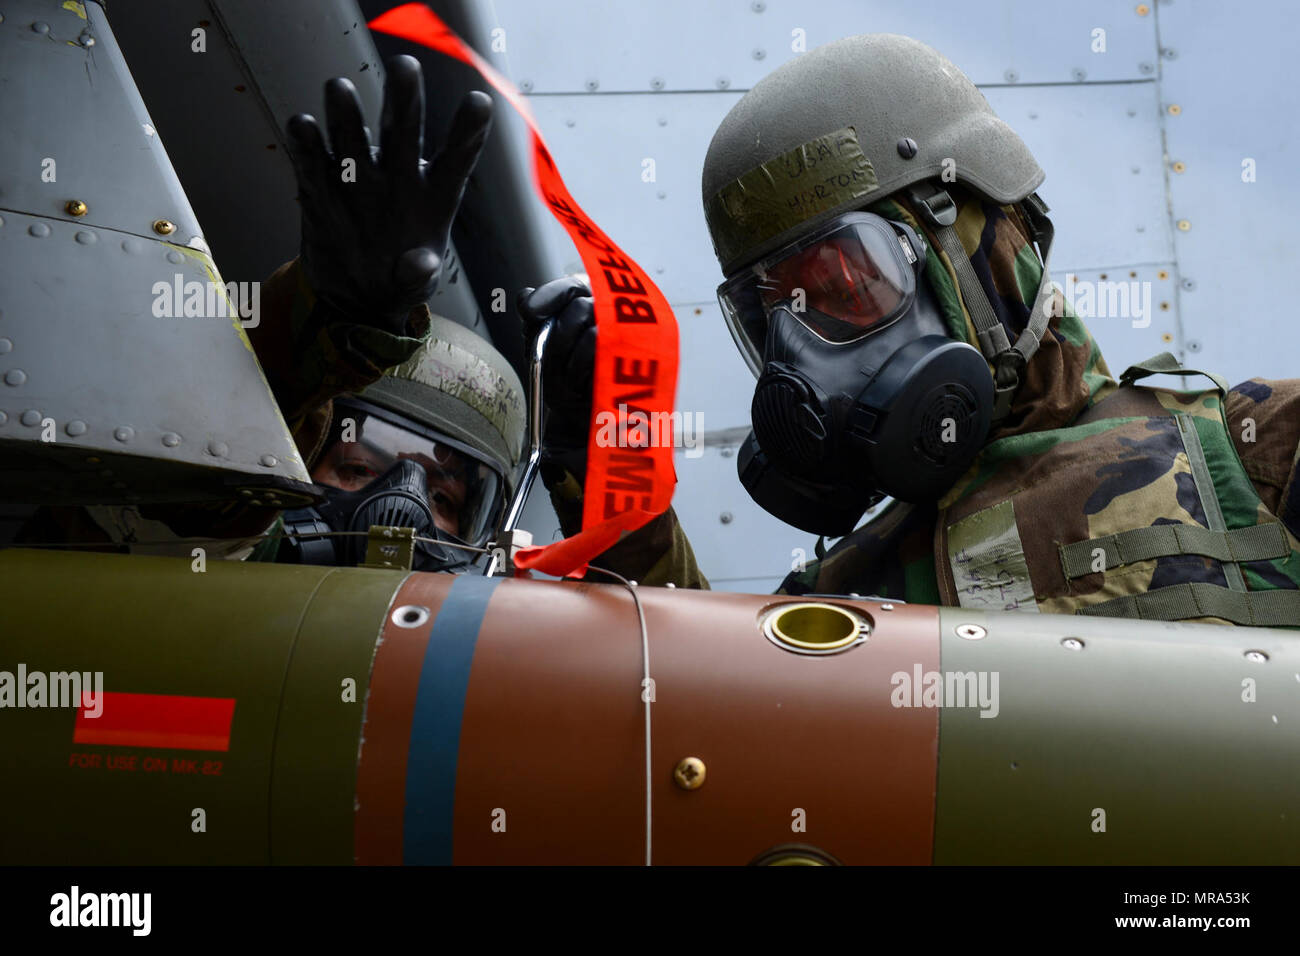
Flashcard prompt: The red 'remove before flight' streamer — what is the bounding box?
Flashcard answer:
[370,3,680,578]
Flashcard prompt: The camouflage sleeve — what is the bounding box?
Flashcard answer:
[1226,378,1300,536]
[545,467,710,589]
[775,501,940,602]
[248,258,433,469]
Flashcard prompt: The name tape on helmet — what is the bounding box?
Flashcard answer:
[706,126,880,269]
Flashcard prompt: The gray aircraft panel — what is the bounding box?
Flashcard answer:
[524,83,1174,308]
[487,0,1158,92]
[1155,0,1299,386]
[523,91,739,297]
[673,301,757,432]
[1057,264,1183,379]
[0,0,204,249]
[991,82,1175,274]
[0,0,318,507]
[702,577,793,596]
[0,210,313,501]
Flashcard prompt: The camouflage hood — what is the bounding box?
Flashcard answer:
[867,184,1117,439]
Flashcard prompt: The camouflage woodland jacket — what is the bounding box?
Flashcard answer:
[779,368,1300,626]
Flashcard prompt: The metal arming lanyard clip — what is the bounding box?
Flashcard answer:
[483,317,554,576]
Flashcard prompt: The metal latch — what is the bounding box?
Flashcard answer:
[360,525,415,570]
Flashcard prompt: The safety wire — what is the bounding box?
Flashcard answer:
[13,530,494,554]
[408,536,492,556]
[583,565,654,867]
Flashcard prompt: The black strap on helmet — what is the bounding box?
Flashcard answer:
[906,181,1055,421]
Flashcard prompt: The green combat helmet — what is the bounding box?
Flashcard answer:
[279,315,526,572]
[360,317,527,499]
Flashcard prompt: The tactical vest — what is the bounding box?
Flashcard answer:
[933,354,1300,626]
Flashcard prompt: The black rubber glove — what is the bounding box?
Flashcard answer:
[518,276,596,484]
[285,55,492,336]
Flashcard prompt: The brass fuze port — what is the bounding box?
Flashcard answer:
[760,602,870,655]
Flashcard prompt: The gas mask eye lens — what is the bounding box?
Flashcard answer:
[721,213,917,370]
[762,236,906,341]
[338,462,374,483]
[321,444,391,491]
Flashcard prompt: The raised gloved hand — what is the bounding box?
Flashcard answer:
[517,275,597,455]
[286,55,492,336]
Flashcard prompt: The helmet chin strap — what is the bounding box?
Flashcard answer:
[906,182,1056,422]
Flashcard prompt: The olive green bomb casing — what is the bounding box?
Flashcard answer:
[933,608,1300,864]
[0,0,314,507]
[701,33,1045,275]
[1,547,1296,866]
[0,548,405,865]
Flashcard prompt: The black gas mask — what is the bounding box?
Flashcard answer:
[718,212,993,536]
[276,398,504,572]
